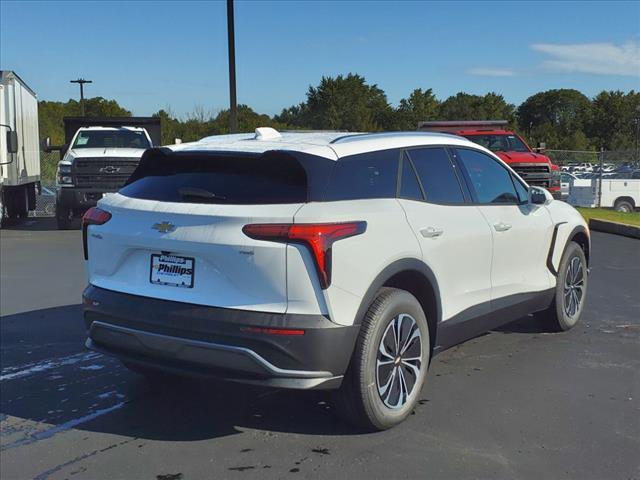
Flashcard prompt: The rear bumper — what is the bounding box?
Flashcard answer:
[82,285,359,389]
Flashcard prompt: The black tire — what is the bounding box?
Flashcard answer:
[335,287,430,431]
[55,202,74,230]
[613,199,634,213]
[536,241,588,331]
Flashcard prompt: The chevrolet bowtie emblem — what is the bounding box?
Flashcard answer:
[152,221,176,233]
[99,165,120,174]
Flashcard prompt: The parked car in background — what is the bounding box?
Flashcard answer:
[47,117,162,230]
[82,128,590,430]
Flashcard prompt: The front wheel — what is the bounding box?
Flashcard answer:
[55,202,74,230]
[336,287,430,431]
[536,241,588,331]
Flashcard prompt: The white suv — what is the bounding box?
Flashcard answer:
[82,128,590,430]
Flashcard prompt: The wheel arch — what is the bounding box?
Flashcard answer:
[353,258,441,355]
[614,196,635,209]
[549,224,590,275]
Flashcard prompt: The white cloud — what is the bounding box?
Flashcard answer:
[531,41,640,76]
[466,67,516,77]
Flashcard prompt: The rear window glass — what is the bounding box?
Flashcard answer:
[407,147,465,203]
[399,153,424,201]
[323,149,400,201]
[120,153,307,204]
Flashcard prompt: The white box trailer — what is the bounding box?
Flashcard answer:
[567,178,640,212]
[0,70,41,226]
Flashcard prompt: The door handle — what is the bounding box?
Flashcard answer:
[493,222,512,232]
[420,226,444,238]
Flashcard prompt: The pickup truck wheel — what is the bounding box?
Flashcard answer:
[335,287,429,431]
[55,203,74,230]
[614,199,634,213]
[536,241,588,331]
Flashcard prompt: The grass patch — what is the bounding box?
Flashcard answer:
[577,208,640,227]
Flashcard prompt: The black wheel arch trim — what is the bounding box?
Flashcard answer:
[353,258,442,328]
[547,223,590,276]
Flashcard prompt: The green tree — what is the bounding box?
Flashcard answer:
[517,89,592,150]
[38,97,131,145]
[439,92,515,125]
[393,88,440,130]
[587,90,640,150]
[301,74,393,131]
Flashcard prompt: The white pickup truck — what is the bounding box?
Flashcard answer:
[51,117,161,229]
[567,178,640,212]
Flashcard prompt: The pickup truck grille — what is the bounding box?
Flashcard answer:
[511,163,551,187]
[73,157,140,191]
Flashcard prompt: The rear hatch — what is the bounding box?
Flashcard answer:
[85,151,310,313]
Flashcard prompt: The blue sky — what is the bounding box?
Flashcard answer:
[1,1,639,117]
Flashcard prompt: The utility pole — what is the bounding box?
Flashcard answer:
[70,78,92,116]
[227,0,238,133]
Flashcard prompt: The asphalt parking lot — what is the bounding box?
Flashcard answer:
[1,218,639,480]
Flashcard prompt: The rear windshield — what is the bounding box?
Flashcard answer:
[120,153,308,204]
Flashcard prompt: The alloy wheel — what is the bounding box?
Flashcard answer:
[564,256,585,318]
[376,313,423,409]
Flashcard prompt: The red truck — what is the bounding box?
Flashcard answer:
[419,120,561,198]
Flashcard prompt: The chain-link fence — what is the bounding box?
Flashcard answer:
[545,149,640,174]
[28,151,59,217]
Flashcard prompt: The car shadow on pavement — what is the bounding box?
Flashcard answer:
[1,305,365,448]
[1,217,80,232]
[493,314,550,334]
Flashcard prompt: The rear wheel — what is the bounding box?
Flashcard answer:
[614,199,634,213]
[336,287,430,431]
[536,241,588,331]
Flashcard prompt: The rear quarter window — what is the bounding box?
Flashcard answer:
[323,149,400,201]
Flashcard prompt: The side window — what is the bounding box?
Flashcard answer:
[512,175,529,204]
[399,153,424,200]
[406,147,465,203]
[324,149,399,201]
[455,148,519,204]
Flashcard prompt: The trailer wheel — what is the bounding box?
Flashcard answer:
[614,198,634,213]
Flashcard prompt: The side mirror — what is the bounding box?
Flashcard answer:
[529,186,551,205]
[534,141,546,153]
[40,137,51,152]
[6,130,18,154]
[174,138,182,145]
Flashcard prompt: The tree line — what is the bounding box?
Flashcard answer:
[38,73,640,151]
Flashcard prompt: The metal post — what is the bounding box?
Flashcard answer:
[227,0,238,133]
[634,116,639,164]
[597,147,604,208]
[70,78,92,116]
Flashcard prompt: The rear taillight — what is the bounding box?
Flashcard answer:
[242,221,366,289]
[82,207,112,260]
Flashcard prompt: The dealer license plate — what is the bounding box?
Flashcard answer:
[150,254,195,288]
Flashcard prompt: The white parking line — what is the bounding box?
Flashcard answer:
[0,352,103,381]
